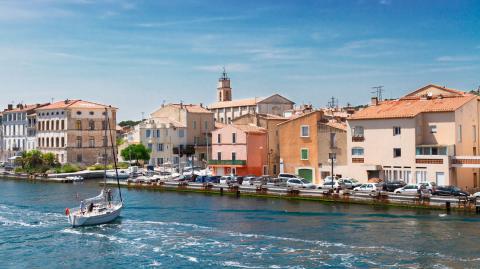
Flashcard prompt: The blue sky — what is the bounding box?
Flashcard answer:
[0,0,479,120]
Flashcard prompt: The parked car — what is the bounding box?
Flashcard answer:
[266,177,287,187]
[353,183,380,192]
[418,182,436,193]
[323,176,339,182]
[242,176,267,186]
[320,180,340,189]
[393,184,419,194]
[338,178,361,189]
[220,176,237,185]
[378,181,407,192]
[278,173,298,180]
[286,178,316,189]
[432,186,469,196]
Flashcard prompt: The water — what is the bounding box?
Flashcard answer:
[0,179,479,269]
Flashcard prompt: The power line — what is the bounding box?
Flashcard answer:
[371,86,384,101]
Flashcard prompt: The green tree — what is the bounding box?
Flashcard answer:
[121,144,151,164]
[42,152,58,167]
[119,120,141,128]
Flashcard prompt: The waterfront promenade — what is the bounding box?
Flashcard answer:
[0,178,479,268]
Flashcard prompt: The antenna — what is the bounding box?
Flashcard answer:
[327,96,338,109]
[371,86,384,101]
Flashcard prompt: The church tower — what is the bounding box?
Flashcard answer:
[217,68,232,102]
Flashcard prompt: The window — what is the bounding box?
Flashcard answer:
[393,126,401,135]
[352,147,364,156]
[300,125,310,137]
[147,143,153,150]
[156,129,160,138]
[301,148,309,160]
[330,132,336,148]
[430,125,437,133]
[158,143,164,151]
[76,136,82,148]
[76,154,82,162]
[232,133,236,144]
[204,121,208,130]
[178,129,184,137]
[75,120,82,130]
[103,136,108,147]
[158,158,164,165]
[89,111,94,115]
[146,129,151,138]
[193,120,197,129]
[61,137,65,147]
[217,152,222,161]
[458,124,462,143]
[228,117,231,124]
[232,152,236,161]
[89,136,95,147]
[76,111,82,115]
[61,120,65,130]
[474,125,477,142]
[88,120,95,130]
[217,133,221,143]
[393,148,401,158]
[101,121,107,130]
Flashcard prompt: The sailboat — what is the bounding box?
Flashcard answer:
[66,107,124,227]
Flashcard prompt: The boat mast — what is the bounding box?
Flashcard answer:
[106,107,123,202]
[103,108,108,188]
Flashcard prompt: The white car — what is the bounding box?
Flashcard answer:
[286,178,316,189]
[394,184,419,194]
[418,182,435,193]
[323,176,339,182]
[353,183,380,192]
[321,180,340,189]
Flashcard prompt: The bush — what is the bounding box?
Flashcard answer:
[14,167,25,174]
[56,164,82,173]
[87,164,107,171]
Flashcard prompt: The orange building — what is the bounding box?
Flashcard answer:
[209,124,268,176]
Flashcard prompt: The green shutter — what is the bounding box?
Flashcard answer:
[301,149,308,160]
[298,169,313,181]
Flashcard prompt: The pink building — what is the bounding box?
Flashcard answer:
[209,124,268,176]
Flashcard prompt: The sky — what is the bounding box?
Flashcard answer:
[0,0,479,120]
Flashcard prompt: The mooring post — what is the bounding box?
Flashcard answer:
[220,187,224,196]
[446,201,451,213]
[236,189,240,198]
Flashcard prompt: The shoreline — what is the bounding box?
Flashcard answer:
[1,173,477,214]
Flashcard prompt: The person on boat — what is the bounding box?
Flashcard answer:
[80,200,85,214]
[88,202,94,213]
[107,189,112,206]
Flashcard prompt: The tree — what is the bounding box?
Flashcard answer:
[119,120,142,128]
[42,152,58,167]
[121,144,151,164]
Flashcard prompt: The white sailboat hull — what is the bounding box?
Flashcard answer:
[68,203,123,227]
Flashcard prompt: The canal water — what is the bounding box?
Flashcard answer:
[0,178,479,268]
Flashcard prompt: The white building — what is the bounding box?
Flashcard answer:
[124,117,188,167]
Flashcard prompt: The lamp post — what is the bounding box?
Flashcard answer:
[329,152,336,190]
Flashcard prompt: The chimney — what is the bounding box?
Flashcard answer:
[64,99,69,104]
[7,104,12,110]
[200,103,203,108]
[180,101,183,109]
[370,97,378,106]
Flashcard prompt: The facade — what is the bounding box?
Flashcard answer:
[123,117,187,167]
[232,113,287,176]
[2,103,49,161]
[35,99,117,165]
[278,111,348,184]
[346,84,480,189]
[150,103,214,167]
[209,124,268,176]
[208,71,295,124]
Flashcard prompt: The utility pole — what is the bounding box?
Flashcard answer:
[371,86,384,101]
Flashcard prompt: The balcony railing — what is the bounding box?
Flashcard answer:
[208,160,246,166]
[351,136,364,142]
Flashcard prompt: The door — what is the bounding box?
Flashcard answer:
[435,172,445,186]
[298,168,313,182]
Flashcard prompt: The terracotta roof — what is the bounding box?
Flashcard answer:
[37,100,116,110]
[215,122,226,129]
[149,117,186,128]
[169,104,212,114]
[208,97,264,109]
[324,121,347,131]
[277,110,321,127]
[404,84,466,97]
[233,124,267,134]
[261,113,287,120]
[350,95,476,120]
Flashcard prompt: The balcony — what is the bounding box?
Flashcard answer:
[452,156,480,168]
[351,136,364,142]
[208,160,246,166]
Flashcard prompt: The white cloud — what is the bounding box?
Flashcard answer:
[136,16,246,28]
[436,55,480,62]
[334,38,396,58]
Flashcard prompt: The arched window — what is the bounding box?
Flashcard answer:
[46,121,49,131]
[76,120,82,130]
[61,137,65,147]
[56,137,59,148]
[56,120,59,130]
[46,138,49,147]
[61,120,65,130]
[50,137,54,148]
[89,120,95,130]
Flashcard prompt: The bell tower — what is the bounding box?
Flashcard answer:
[217,68,232,102]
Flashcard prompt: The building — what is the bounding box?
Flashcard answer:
[151,103,214,167]
[122,117,187,167]
[232,113,287,176]
[2,103,49,161]
[346,84,480,189]
[0,112,3,162]
[208,71,295,124]
[209,124,268,176]
[35,99,117,165]
[277,111,348,184]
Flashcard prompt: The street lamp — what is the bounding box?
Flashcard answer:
[329,152,336,190]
